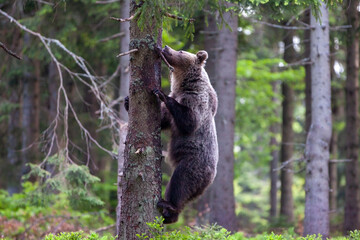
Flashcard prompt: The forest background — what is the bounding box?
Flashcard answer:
[0,0,358,239]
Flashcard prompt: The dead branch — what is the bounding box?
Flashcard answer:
[279,58,313,69]
[164,12,195,23]
[250,19,310,30]
[116,48,138,57]
[329,159,352,163]
[273,156,304,172]
[96,0,120,3]
[110,15,135,22]
[0,41,21,60]
[94,224,116,233]
[0,9,117,165]
[159,51,174,72]
[98,32,125,42]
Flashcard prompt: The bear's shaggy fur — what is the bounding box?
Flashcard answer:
[154,45,219,224]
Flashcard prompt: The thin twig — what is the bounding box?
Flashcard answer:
[0,41,22,60]
[96,0,120,3]
[116,48,138,57]
[94,224,116,233]
[329,159,352,163]
[110,15,135,22]
[251,19,310,30]
[159,51,174,72]
[98,32,125,42]
[0,9,117,164]
[164,12,195,23]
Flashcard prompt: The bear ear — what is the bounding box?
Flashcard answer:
[196,50,208,65]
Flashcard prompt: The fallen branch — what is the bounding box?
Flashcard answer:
[0,41,22,60]
[116,49,138,57]
[164,12,195,23]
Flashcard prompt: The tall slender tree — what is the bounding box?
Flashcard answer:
[116,0,130,236]
[344,0,360,232]
[280,27,296,223]
[118,1,162,238]
[303,1,331,237]
[196,4,238,231]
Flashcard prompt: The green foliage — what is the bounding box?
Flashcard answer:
[44,231,115,240]
[23,153,104,211]
[0,182,114,239]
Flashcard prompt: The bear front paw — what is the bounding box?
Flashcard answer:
[124,96,129,111]
[152,89,166,102]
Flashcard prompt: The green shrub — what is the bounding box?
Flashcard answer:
[44,231,115,240]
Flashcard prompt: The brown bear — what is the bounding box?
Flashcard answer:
[153,45,219,224]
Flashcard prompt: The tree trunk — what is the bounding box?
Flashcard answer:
[344,0,360,232]
[196,6,238,231]
[117,1,162,239]
[329,44,341,221]
[303,2,331,237]
[116,0,130,236]
[6,85,21,194]
[304,8,311,133]
[280,27,296,223]
[118,0,130,122]
[21,33,39,176]
[269,81,280,221]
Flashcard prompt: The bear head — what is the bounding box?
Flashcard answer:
[161,45,208,72]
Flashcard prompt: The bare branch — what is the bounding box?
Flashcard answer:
[0,41,21,60]
[98,32,125,42]
[0,9,117,164]
[159,51,174,72]
[329,159,352,163]
[96,0,120,3]
[110,15,135,22]
[250,19,310,30]
[94,224,116,233]
[34,0,54,5]
[330,25,352,31]
[116,49,138,57]
[279,58,313,68]
[164,12,195,23]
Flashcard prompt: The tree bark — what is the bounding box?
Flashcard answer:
[280,27,296,223]
[304,8,312,133]
[116,0,130,236]
[21,32,39,176]
[269,81,280,221]
[196,6,238,232]
[6,84,21,194]
[344,0,360,232]
[117,1,162,239]
[303,2,331,237]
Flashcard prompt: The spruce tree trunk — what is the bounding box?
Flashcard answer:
[117,1,162,239]
[196,6,238,231]
[116,0,130,236]
[304,8,312,133]
[303,2,331,237]
[344,0,360,232]
[280,28,295,223]
[269,81,280,221]
[6,85,21,194]
[21,32,39,176]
